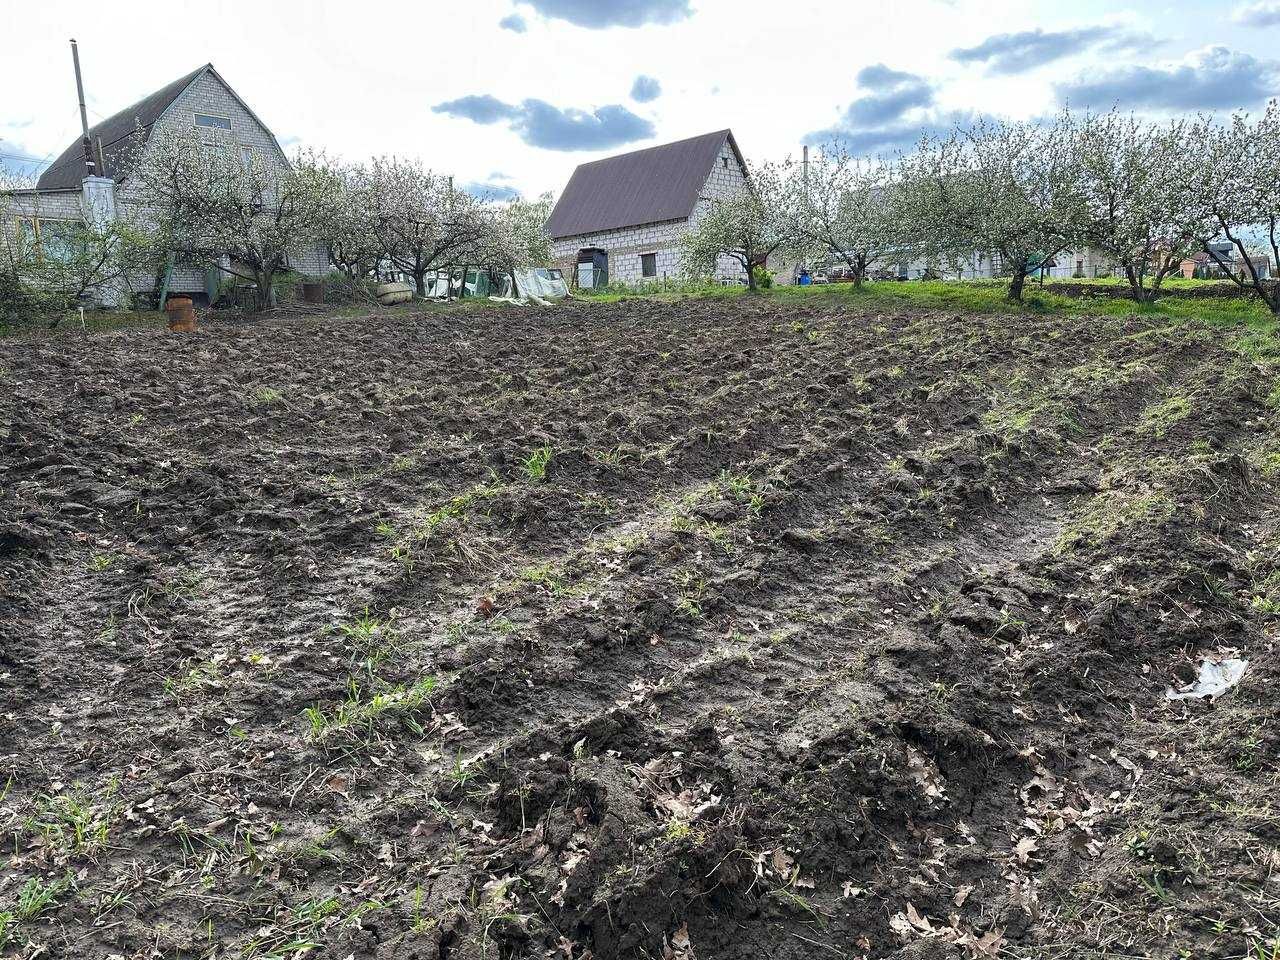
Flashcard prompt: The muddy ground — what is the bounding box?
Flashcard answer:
[1,297,1278,960]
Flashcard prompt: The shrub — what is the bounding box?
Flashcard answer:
[0,268,71,325]
[272,270,305,303]
[752,265,773,289]
[322,270,377,304]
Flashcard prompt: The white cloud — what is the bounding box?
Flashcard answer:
[2,1,1275,199]
[1055,45,1279,111]
[1231,0,1280,25]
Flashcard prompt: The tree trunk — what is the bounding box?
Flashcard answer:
[413,270,426,297]
[745,256,757,292]
[1007,270,1027,302]
[1124,264,1150,303]
[853,254,865,289]
[253,268,272,312]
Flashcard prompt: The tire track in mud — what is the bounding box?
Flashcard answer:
[382,313,1160,957]
[2,300,1276,960]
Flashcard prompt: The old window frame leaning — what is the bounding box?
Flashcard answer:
[640,251,657,279]
[18,217,85,263]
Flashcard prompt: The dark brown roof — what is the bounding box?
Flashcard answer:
[545,129,744,239]
[36,65,209,191]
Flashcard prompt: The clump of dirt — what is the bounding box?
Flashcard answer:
[1,298,1277,959]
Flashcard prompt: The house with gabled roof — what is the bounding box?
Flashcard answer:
[6,63,328,304]
[546,129,751,287]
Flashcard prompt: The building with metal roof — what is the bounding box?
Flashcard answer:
[546,129,751,287]
[7,63,326,304]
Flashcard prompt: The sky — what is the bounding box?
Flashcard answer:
[3,0,1279,199]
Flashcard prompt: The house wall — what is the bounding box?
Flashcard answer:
[6,190,84,222]
[6,69,329,305]
[123,69,330,290]
[551,219,687,285]
[1047,247,1117,279]
[892,247,1119,282]
[897,250,996,280]
[550,138,751,286]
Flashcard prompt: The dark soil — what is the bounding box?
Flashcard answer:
[2,298,1278,960]
[1044,279,1277,301]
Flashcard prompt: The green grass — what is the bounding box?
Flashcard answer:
[520,445,553,482]
[1140,395,1194,438]
[24,786,117,856]
[1055,490,1177,553]
[576,278,743,303]
[0,871,74,947]
[241,896,385,959]
[580,277,1280,332]
[250,386,283,406]
[768,279,1278,329]
[303,675,438,742]
[337,607,401,668]
[0,309,165,339]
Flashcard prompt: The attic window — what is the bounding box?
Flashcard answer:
[195,114,233,131]
[722,156,728,168]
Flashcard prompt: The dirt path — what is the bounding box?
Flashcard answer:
[1,299,1277,959]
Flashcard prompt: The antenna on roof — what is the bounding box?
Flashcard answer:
[70,39,97,178]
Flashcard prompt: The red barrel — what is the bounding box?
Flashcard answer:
[165,296,197,333]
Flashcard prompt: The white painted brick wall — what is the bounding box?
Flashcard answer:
[7,69,329,301]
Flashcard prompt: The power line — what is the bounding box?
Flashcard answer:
[0,152,55,168]
[1,108,95,177]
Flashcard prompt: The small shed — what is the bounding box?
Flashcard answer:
[546,129,752,286]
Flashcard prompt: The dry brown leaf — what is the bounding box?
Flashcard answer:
[663,922,694,959]
[969,929,1005,957]
[953,883,974,907]
[906,902,934,933]
[889,912,915,939]
[770,847,795,877]
[1013,836,1039,864]
[841,880,864,899]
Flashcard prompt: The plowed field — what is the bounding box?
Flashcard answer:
[2,298,1278,959]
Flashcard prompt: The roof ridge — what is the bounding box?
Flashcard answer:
[577,129,729,168]
[92,64,208,135]
[545,128,738,239]
[35,64,210,191]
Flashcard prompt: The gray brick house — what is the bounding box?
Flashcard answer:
[546,129,751,287]
[6,63,328,303]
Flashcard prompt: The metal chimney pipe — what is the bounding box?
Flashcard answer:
[802,144,809,185]
[71,39,96,177]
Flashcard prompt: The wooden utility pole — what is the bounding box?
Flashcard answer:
[70,39,96,177]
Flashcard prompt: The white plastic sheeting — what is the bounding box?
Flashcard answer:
[1166,657,1249,700]
[423,268,568,303]
[498,269,569,301]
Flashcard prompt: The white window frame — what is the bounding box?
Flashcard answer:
[639,251,658,279]
[194,113,234,132]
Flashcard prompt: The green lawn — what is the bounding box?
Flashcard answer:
[775,279,1275,328]
[7,278,1278,357]
[584,277,1280,335]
